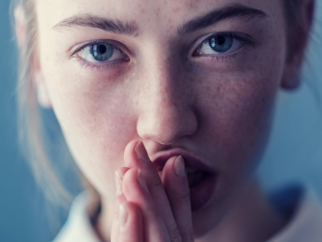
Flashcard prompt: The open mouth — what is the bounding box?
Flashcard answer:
[158,169,209,189]
[158,168,216,211]
[187,170,208,189]
[153,151,217,211]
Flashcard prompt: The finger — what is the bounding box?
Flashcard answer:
[111,167,130,242]
[124,141,182,242]
[117,202,144,242]
[111,192,127,242]
[115,167,131,195]
[114,167,130,216]
[163,156,194,242]
[122,167,171,242]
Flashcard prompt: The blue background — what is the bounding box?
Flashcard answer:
[0,1,322,241]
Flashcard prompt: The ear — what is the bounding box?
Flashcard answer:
[14,5,26,49]
[33,60,52,109]
[281,0,315,90]
[15,5,52,108]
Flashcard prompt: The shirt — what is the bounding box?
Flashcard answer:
[52,185,322,242]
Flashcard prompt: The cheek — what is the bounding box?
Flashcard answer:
[191,56,284,223]
[41,58,138,196]
[200,76,276,169]
[195,43,285,173]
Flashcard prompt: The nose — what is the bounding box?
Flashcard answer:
[136,55,198,145]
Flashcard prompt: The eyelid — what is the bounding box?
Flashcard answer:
[190,31,256,57]
[70,39,129,58]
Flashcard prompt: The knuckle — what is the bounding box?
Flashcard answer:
[148,174,163,189]
[149,204,161,218]
[169,226,183,242]
[180,190,191,204]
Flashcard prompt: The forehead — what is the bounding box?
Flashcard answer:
[36,0,283,33]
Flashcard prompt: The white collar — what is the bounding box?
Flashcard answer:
[267,186,322,242]
[53,185,322,242]
[52,192,101,242]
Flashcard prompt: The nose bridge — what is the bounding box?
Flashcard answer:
[136,50,197,144]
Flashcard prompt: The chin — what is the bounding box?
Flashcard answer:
[191,198,228,238]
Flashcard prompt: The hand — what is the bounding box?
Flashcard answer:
[111,140,194,242]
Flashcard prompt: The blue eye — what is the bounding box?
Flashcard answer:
[209,35,233,53]
[75,41,128,64]
[90,44,114,62]
[195,33,248,56]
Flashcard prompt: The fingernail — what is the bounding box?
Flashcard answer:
[135,141,149,162]
[115,171,122,195]
[119,203,128,227]
[137,169,149,192]
[174,156,186,178]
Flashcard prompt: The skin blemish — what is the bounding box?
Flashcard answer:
[155,7,161,17]
[173,7,180,13]
[137,3,146,14]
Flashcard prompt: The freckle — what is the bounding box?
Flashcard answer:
[173,7,180,13]
[137,3,145,14]
[130,20,138,26]
[155,7,161,16]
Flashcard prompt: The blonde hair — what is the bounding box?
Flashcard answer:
[12,0,309,210]
[12,0,80,210]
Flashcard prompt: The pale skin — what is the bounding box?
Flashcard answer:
[16,0,314,241]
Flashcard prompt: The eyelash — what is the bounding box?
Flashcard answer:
[71,40,129,71]
[192,32,255,61]
[72,32,255,71]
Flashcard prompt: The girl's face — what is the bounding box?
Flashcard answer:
[35,0,294,235]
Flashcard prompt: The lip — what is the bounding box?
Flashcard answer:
[151,148,216,174]
[151,148,217,211]
[190,174,217,211]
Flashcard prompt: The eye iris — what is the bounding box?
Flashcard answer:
[209,35,233,53]
[90,44,113,61]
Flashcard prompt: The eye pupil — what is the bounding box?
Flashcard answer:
[90,44,114,61]
[209,35,233,53]
[216,36,226,46]
[97,45,107,54]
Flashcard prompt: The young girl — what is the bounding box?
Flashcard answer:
[13,0,321,241]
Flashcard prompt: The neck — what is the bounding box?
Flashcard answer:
[95,180,287,242]
[198,180,287,242]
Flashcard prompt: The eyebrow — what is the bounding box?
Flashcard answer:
[52,3,267,36]
[52,14,139,35]
[177,3,267,35]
